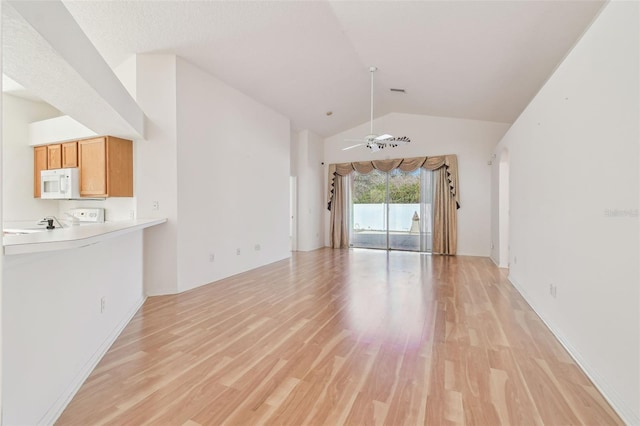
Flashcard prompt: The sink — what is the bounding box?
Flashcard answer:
[3,228,49,236]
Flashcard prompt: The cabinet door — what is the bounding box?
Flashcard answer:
[78,138,107,197]
[34,146,47,197]
[105,136,134,197]
[61,142,78,168]
[47,144,62,169]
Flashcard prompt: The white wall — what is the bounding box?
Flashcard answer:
[28,115,96,146]
[490,148,510,267]
[2,231,145,425]
[135,54,179,296]
[324,112,510,255]
[290,127,298,176]
[113,54,138,100]
[1,6,4,414]
[490,150,500,264]
[294,129,325,251]
[492,2,639,422]
[289,128,299,251]
[2,94,61,221]
[175,58,291,292]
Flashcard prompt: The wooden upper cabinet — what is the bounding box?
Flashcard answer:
[34,142,76,197]
[34,146,47,197]
[47,144,62,169]
[78,138,106,196]
[34,136,132,198]
[78,136,133,197]
[61,141,78,168]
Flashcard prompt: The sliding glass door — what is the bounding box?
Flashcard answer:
[351,169,387,250]
[350,168,434,252]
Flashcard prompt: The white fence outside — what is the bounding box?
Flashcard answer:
[352,203,432,233]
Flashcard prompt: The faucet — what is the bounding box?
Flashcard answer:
[38,216,64,229]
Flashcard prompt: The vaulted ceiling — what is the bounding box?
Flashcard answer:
[8,1,606,137]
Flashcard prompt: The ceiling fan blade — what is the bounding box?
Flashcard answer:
[374,134,393,141]
[343,143,365,150]
[389,136,411,144]
[344,138,365,142]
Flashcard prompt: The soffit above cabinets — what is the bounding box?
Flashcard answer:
[2,0,146,140]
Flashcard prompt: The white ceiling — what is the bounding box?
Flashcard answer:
[2,74,42,102]
[38,1,606,137]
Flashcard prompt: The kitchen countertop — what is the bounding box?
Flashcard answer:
[3,218,167,255]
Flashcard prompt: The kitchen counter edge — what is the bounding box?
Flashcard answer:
[3,218,167,255]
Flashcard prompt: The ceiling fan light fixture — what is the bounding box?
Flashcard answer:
[341,66,411,152]
[367,143,381,152]
[374,134,393,141]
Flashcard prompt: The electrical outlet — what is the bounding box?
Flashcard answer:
[100,297,106,313]
[549,283,557,298]
[129,210,135,220]
[254,244,261,251]
[236,248,241,255]
[152,201,160,211]
[209,253,215,262]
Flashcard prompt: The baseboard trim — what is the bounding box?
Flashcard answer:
[490,255,509,269]
[507,274,639,425]
[40,296,147,425]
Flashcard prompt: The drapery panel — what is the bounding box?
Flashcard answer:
[326,155,460,254]
[433,166,458,255]
[329,174,350,249]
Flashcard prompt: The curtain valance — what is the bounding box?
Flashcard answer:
[327,155,460,211]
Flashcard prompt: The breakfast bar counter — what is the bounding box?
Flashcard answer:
[3,218,167,255]
[3,216,167,424]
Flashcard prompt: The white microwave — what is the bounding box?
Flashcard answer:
[41,168,80,199]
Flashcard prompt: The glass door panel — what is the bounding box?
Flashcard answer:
[350,170,387,249]
[388,169,420,251]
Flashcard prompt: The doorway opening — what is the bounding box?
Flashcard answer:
[498,149,510,268]
[289,176,297,251]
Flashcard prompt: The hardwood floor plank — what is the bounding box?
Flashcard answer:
[56,250,623,425]
[384,376,420,425]
[488,347,545,425]
[360,344,403,403]
[343,391,379,426]
[515,350,583,425]
[314,342,376,425]
[461,396,501,426]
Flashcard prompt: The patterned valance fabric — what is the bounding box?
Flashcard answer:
[327,155,460,211]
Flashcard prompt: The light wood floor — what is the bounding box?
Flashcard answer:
[57,249,622,425]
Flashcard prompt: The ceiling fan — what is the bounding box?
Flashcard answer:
[343,66,411,152]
